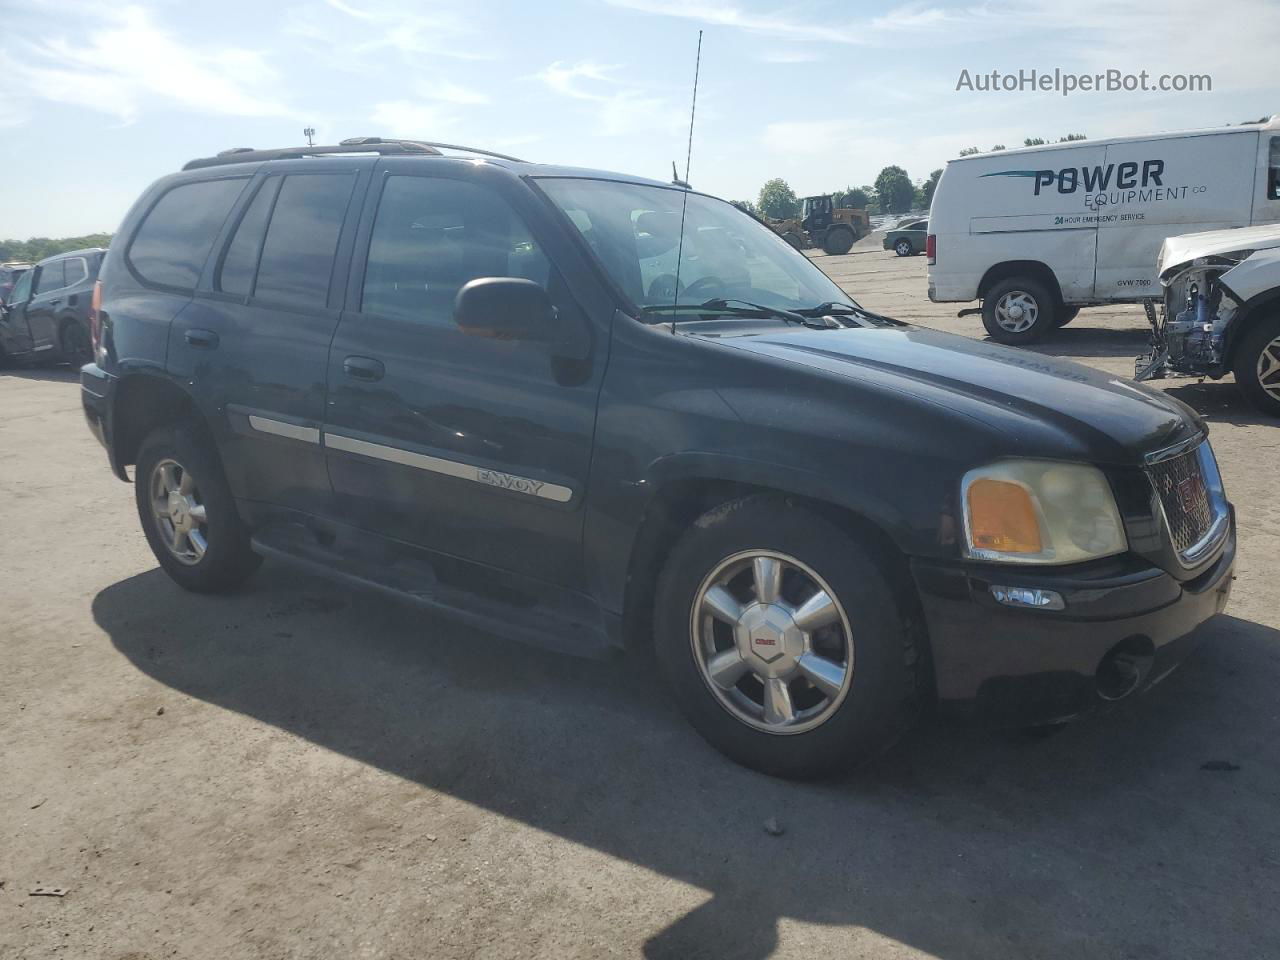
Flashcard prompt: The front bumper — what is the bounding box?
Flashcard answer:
[911,516,1236,724]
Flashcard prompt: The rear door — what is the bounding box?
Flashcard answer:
[1094,131,1258,300]
[322,162,606,587]
[1251,131,1280,225]
[168,162,368,515]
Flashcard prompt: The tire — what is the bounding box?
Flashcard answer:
[981,276,1058,344]
[1232,312,1280,417]
[1054,306,1080,328]
[59,317,92,367]
[782,232,804,251]
[135,423,262,592]
[893,238,913,257]
[823,227,854,256]
[653,495,917,779]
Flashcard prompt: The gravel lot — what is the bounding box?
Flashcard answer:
[3,235,1278,959]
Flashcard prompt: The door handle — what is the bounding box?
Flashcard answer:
[185,328,219,349]
[48,298,62,307]
[343,356,385,381]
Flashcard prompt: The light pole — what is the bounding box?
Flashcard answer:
[303,127,315,147]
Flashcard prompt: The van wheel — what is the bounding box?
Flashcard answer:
[1054,306,1080,327]
[823,227,854,255]
[653,495,916,779]
[1233,313,1280,417]
[982,277,1057,344]
[894,239,913,257]
[135,423,262,592]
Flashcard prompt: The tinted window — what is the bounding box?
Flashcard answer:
[1269,136,1279,200]
[34,261,65,294]
[9,268,33,303]
[362,176,550,325]
[217,179,278,297]
[253,174,354,308]
[63,257,88,287]
[128,178,247,289]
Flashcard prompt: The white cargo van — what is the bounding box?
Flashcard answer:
[927,117,1280,343]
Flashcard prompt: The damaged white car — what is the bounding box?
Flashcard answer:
[1137,224,1280,415]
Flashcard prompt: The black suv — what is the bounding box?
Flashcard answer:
[1,248,104,366]
[81,139,1236,778]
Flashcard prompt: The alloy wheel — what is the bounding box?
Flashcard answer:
[1256,336,1280,403]
[895,240,912,256]
[690,550,854,734]
[149,458,209,565]
[993,290,1039,333]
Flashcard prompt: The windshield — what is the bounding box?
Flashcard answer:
[536,178,855,314]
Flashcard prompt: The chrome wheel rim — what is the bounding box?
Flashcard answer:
[149,458,208,566]
[994,290,1039,333]
[1256,336,1280,402]
[690,550,854,735]
[896,240,911,256]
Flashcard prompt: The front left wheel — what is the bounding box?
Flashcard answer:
[135,423,261,592]
[1234,312,1280,417]
[653,496,918,779]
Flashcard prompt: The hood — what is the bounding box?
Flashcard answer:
[1158,223,1280,277]
[712,325,1200,464]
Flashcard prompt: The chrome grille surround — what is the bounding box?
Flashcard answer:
[1144,437,1229,567]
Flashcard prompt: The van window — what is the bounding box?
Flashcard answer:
[253,173,355,309]
[361,176,550,325]
[34,261,65,294]
[1269,137,1279,201]
[217,179,279,297]
[127,178,247,290]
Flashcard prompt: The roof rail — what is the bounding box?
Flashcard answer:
[354,138,527,163]
[181,140,441,171]
[182,137,527,171]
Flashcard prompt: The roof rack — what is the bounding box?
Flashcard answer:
[181,136,526,171]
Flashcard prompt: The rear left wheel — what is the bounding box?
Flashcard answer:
[654,496,917,779]
[135,423,262,592]
[894,238,913,257]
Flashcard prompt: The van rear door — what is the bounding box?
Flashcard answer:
[1252,131,1280,226]
[1094,131,1258,301]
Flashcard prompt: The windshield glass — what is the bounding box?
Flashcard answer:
[536,178,854,313]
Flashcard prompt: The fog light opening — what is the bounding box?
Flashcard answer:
[1096,638,1154,702]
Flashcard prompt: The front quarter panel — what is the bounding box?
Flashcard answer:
[583,320,999,614]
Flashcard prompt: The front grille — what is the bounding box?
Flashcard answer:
[1147,443,1215,557]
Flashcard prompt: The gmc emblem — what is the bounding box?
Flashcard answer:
[1177,474,1205,513]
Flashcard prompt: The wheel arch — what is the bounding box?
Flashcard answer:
[109,372,204,481]
[1223,287,1280,369]
[977,260,1063,304]
[618,468,934,697]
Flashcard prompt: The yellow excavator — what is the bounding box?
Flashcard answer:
[769,195,869,255]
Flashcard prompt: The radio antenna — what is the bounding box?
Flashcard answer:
[669,30,703,331]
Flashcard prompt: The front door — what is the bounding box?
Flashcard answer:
[21,260,66,356]
[323,163,606,587]
[0,266,36,355]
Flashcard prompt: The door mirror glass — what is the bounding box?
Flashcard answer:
[454,277,555,341]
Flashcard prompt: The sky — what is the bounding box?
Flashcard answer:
[1,0,1277,238]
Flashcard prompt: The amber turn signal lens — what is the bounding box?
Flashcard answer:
[966,477,1042,554]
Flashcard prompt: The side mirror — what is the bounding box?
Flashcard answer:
[454,277,555,342]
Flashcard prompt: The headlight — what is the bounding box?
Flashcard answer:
[961,461,1127,564]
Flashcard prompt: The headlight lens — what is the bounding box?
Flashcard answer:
[961,461,1127,564]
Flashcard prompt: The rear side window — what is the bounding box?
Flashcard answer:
[63,257,88,286]
[252,173,355,308]
[128,178,246,290]
[1269,137,1279,201]
[217,179,279,297]
[34,261,65,294]
[361,176,550,325]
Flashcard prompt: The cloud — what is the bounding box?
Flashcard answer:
[297,0,495,61]
[370,100,458,138]
[536,61,621,101]
[4,5,290,124]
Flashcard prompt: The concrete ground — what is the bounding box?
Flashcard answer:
[2,236,1278,959]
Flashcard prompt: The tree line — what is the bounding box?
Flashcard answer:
[0,233,112,264]
[738,133,1089,221]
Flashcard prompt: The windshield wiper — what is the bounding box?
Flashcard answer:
[795,301,898,326]
[640,299,837,329]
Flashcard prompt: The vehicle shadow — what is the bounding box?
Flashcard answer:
[1162,379,1279,428]
[1020,325,1149,359]
[0,364,80,383]
[93,566,1280,959]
